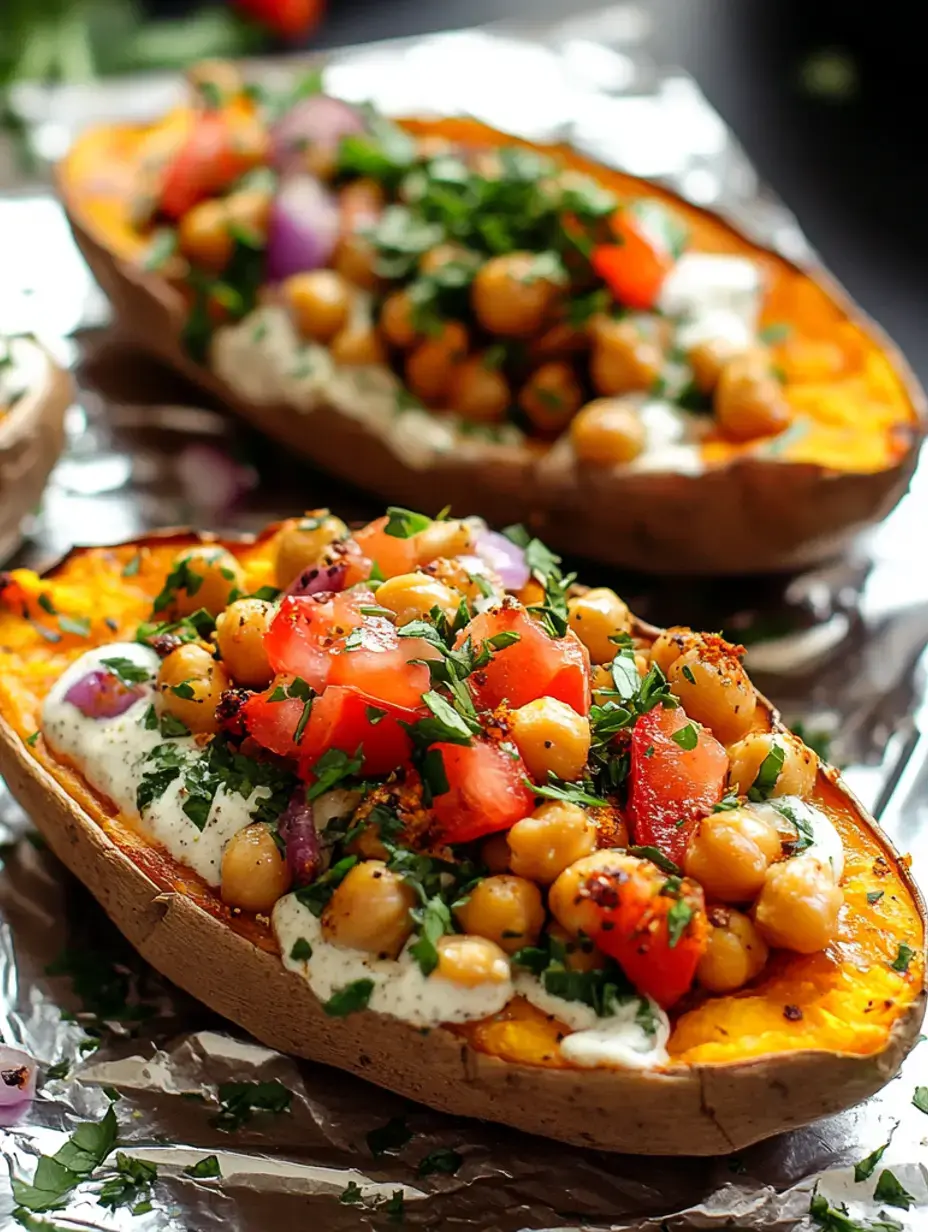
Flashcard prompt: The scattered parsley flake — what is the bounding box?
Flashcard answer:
[211,1080,292,1131]
[873,1169,914,1210]
[912,1086,928,1114]
[305,747,364,801]
[867,890,884,904]
[891,944,915,973]
[628,846,682,876]
[58,614,90,638]
[527,776,607,808]
[184,1155,221,1179]
[289,937,312,961]
[855,1133,893,1181]
[323,978,374,1017]
[666,899,693,948]
[122,553,142,578]
[748,743,785,801]
[101,657,151,685]
[416,1147,462,1177]
[367,1116,412,1158]
[384,507,432,539]
[671,722,698,751]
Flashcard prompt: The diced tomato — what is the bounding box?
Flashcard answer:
[299,685,420,779]
[327,618,438,711]
[627,705,728,866]
[353,517,420,579]
[458,606,590,716]
[159,108,266,220]
[591,205,679,311]
[243,676,311,760]
[232,0,324,39]
[429,739,535,843]
[265,591,371,691]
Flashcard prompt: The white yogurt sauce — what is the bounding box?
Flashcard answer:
[274,895,514,1028]
[41,643,277,885]
[659,253,762,343]
[514,973,670,1069]
[750,795,845,881]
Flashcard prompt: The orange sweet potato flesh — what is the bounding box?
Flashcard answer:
[0,532,922,1074]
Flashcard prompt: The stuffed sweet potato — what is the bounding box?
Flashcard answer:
[0,508,923,1153]
[58,63,925,575]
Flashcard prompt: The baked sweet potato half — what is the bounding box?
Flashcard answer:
[0,508,923,1154]
[0,337,71,562]
[58,64,925,575]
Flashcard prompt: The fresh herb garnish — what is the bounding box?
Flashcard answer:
[671,722,698,751]
[289,937,312,961]
[323,978,375,1017]
[11,1106,118,1213]
[867,891,884,905]
[666,899,693,947]
[305,747,364,802]
[854,1133,893,1181]
[627,846,682,876]
[873,1169,914,1210]
[211,1080,292,1131]
[417,1147,463,1177]
[295,855,358,916]
[141,227,177,271]
[97,1153,158,1212]
[912,1086,928,1114]
[340,1180,363,1205]
[101,657,151,685]
[58,615,90,638]
[809,1191,903,1231]
[891,944,916,973]
[527,776,607,808]
[25,731,39,747]
[184,1155,222,1179]
[367,1116,412,1159]
[748,743,785,801]
[121,553,142,578]
[384,507,432,539]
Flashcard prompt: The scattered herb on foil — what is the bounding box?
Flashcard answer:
[184,1155,222,1179]
[367,1116,412,1159]
[809,1192,902,1231]
[913,1086,928,1114]
[211,1080,292,1131]
[748,743,785,801]
[323,979,375,1017]
[384,1190,405,1223]
[97,1153,158,1213]
[628,846,683,876]
[855,1133,893,1181]
[45,1060,70,1080]
[45,947,156,1033]
[417,1148,463,1177]
[873,1169,914,1210]
[339,1180,363,1205]
[891,944,916,974]
[12,1105,118,1213]
[101,657,151,685]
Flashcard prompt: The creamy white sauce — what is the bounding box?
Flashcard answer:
[659,253,762,340]
[750,795,845,881]
[514,973,670,1069]
[41,644,276,885]
[629,397,707,476]
[274,895,514,1028]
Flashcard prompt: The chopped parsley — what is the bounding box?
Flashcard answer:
[809,1191,903,1231]
[748,743,785,801]
[184,1155,222,1179]
[305,747,364,802]
[527,776,607,808]
[511,933,652,1027]
[417,1147,463,1177]
[384,506,432,538]
[666,898,693,948]
[121,552,142,578]
[295,854,358,916]
[367,1116,412,1159]
[867,891,884,905]
[97,1153,158,1213]
[289,937,312,961]
[323,978,375,1017]
[58,614,91,638]
[11,1105,118,1214]
[211,1079,292,1130]
[873,1169,914,1210]
[101,657,151,685]
[141,227,178,271]
[854,1133,893,1181]
[890,944,916,973]
[136,607,216,647]
[912,1086,928,1114]
[671,722,698,751]
[627,845,682,876]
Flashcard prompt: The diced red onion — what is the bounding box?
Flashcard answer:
[279,789,321,887]
[64,669,145,720]
[271,95,365,176]
[474,529,530,592]
[0,1046,36,1109]
[176,443,256,516]
[266,175,340,282]
[284,560,349,597]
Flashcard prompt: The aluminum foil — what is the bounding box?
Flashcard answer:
[2,6,928,1228]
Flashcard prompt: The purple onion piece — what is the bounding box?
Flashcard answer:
[473,529,530,592]
[270,95,365,176]
[0,1046,36,1110]
[64,670,145,720]
[278,789,321,888]
[284,560,349,597]
[266,175,340,283]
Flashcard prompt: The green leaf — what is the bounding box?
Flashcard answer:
[141,227,177,271]
[58,615,90,638]
[25,731,39,747]
[384,1190,405,1223]
[666,899,693,948]
[912,1086,928,1114]
[290,937,312,962]
[323,978,375,1017]
[97,1152,157,1211]
[417,1148,463,1177]
[671,722,698,751]
[891,944,916,973]
[527,776,607,808]
[101,657,151,685]
[212,1080,292,1131]
[713,793,741,812]
[367,1116,412,1159]
[12,1107,118,1212]
[294,855,358,917]
[867,890,884,905]
[419,746,449,802]
[184,1155,222,1179]
[609,650,640,701]
[384,507,432,539]
[170,680,196,699]
[339,1180,363,1205]
[409,896,451,975]
[747,743,785,801]
[854,1135,892,1181]
[365,705,388,726]
[305,747,364,802]
[407,690,478,747]
[873,1169,914,1210]
[627,846,683,876]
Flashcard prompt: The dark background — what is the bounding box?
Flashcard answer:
[295,0,926,384]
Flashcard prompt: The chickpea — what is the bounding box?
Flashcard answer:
[405,321,469,404]
[420,243,476,276]
[715,351,792,442]
[567,587,631,664]
[414,518,473,566]
[546,922,605,972]
[283,270,352,343]
[435,934,511,988]
[220,823,291,912]
[667,646,757,745]
[728,731,818,799]
[688,337,744,395]
[339,178,386,229]
[549,849,632,938]
[454,875,546,955]
[375,572,461,627]
[178,200,233,271]
[507,801,598,885]
[697,906,769,993]
[446,356,511,423]
[379,290,419,349]
[321,860,417,958]
[155,642,231,735]
[471,252,560,337]
[332,233,381,291]
[274,512,349,590]
[590,317,664,396]
[329,323,387,367]
[518,362,583,434]
[509,697,591,783]
[684,809,781,903]
[215,598,273,687]
[187,59,242,107]
[754,856,843,953]
[346,823,390,862]
[650,626,698,677]
[570,398,646,465]
[225,187,273,244]
[166,546,244,617]
[481,832,511,875]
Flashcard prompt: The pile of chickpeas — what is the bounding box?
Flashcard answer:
[145,511,841,1005]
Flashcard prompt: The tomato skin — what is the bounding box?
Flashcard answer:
[265,591,371,691]
[353,517,420,579]
[243,676,309,760]
[233,0,324,38]
[159,109,264,220]
[591,209,676,311]
[458,606,590,716]
[327,619,438,711]
[299,685,420,779]
[429,739,535,843]
[627,705,728,866]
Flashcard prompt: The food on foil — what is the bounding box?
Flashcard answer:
[58,62,925,574]
[0,507,923,1154]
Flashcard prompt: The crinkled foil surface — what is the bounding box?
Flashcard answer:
[2,7,928,1228]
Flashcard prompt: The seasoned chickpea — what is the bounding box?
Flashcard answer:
[435,935,511,987]
[754,856,843,953]
[332,233,381,290]
[167,546,244,617]
[329,323,387,367]
[507,801,598,885]
[684,809,781,903]
[347,823,390,861]
[178,199,233,271]
[379,290,419,348]
[375,572,461,627]
[518,362,583,434]
[570,398,646,465]
[215,598,273,687]
[446,356,511,423]
[509,697,592,783]
[687,337,745,395]
[546,922,605,972]
[481,832,511,875]
[568,587,631,664]
[590,317,664,396]
[549,849,630,938]
[471,252,560,337]
[339,177,386,227]
[225,187,273,243]
[220,823,291,912]
[156,642,231,735]
[322,860,417,958]
[668,645,756,745]
[728,731,818,799]
[419,243,476,276]
[715,351,792,442]
[405,321,468,403]
[274,512,349,589]
[282,270,352,343]
[697,906,769,993]
[414,518,473,565]
[591,664,614,704]
[187,59,242,106]
[650,626,698,676]
[454,875,546,954]
[518,578,546,608]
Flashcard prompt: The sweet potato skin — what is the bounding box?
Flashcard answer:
[0,530,924,1154]
[58,116,927,575]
